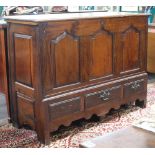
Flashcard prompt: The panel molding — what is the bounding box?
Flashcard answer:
[14,33,32,39]
[15,82,35,99]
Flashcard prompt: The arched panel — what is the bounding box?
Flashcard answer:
[89,30,113,80]
[122,26,140,72]
[51,32,80,88]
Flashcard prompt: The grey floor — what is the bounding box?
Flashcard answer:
[0,93,8,126]
[0,73,155,126]
[148,73,155,83]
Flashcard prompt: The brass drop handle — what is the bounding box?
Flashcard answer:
[99,90,111,101]
[131,81,140,89]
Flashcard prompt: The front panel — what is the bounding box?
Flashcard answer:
[42,16,147,97]
[43,19,115,96]
[89,30,113,80]
[121,26,141,74]
[51,32,80,87]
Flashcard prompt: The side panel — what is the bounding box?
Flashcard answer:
[8,24,36,129]
[14,34,33,86]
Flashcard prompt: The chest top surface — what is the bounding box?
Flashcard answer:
[4,12,149,24]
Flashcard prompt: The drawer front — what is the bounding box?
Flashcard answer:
[85,85,122,109]
[123,79,145,98]
[49,97,81,120]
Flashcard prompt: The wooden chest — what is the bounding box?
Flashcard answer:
[5,12,148,144]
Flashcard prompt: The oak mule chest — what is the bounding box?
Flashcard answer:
[5,12,148,144]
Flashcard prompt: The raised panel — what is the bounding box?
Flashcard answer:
[122,26,140,72]
[17,93,35,129]
[14,34,33,87]
[51,32,80,87]
[89,30,113,79]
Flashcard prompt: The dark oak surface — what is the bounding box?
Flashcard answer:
[5,13,148,144]
[79,126,155,148]
[0,21,10,119]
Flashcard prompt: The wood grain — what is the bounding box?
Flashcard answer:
[0,24,10,118]
[6,14,148,144]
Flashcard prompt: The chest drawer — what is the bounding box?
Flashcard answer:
[85,85,122,109]
[48,97,81,120]
[123,79,145,98]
